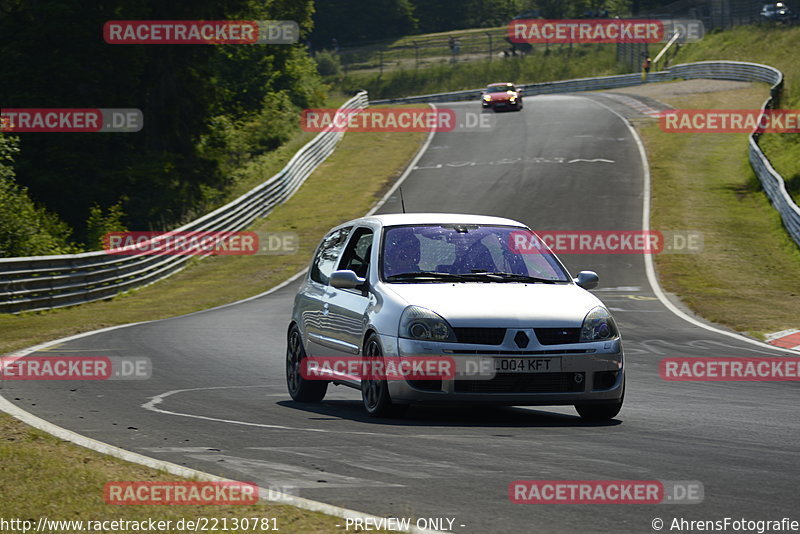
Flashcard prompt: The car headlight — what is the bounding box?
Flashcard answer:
[399,306,457,342]
[579,306,618,342]
[483,95,492,101]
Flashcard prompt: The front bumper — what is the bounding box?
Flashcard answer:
[483,100,518,109]
[379,333,624,405]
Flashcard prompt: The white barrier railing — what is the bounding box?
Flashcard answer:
[0,92,369,313]
[4,60,797,313]
[373,60,799,248]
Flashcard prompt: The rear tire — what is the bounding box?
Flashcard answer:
[361,333,408,418]
[286,325,328,402]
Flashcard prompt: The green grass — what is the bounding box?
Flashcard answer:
[4,24,800,528]
[0,112,424,532]
[758,133,800,205]
[338,43,622,99]
[339,26,509,71]
[0,413,392,534]
[642,86,800,338]
[672,24,800,203]
[0,124,427,356]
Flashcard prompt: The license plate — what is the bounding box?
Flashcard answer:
[493,357,561,373]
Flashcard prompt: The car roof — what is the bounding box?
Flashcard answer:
[487,82,515,87]
[335,213,529,230]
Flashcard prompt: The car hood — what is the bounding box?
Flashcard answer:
[486,92,517,101]
[381,282,604,327]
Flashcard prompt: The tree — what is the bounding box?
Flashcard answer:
[311,0,417,45]
[0,0,324,244]
[0,134,76,256]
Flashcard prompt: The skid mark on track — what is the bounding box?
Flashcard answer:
[187,454,403,489]
[247,446,494,479]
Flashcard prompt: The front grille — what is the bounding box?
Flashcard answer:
[534,327,581,345]
[448,349,594,355]
[453,328,506,345]
[455,372,585,393]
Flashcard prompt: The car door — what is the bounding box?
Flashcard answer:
[301,226,351,357]
[320,226,376,358]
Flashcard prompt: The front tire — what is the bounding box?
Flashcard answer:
[286,325,328,402]
[361,333,408,418]
[575,401,622,421]
[575,383,624,421]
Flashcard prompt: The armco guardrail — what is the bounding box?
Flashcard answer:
[0,92,369,314]
[4,61,798,314]
[370,61,782,105]
[373,60,800,248]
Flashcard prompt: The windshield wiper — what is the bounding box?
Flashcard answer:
[386,271,561,283]
[471,272,560,283]
[385,272,466,282]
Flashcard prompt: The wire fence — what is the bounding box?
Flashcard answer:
[322,2,798,77]
[371,60,800,251]
[4,61,798,314]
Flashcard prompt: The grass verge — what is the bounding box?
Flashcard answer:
[194,93,352,218]
[672,24,800,203]
[0,413,390,534]
[0,114,424,532]
[338,43,622,100]
[639,86,800,338]
[0,124,427,355]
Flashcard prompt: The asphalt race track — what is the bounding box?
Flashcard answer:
[4,95,799,533]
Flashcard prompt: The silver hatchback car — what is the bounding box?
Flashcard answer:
[286,213,624,420]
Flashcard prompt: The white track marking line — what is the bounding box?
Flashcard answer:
[765,329,800,341]
[0,127,446,534]
[142,385,390,436]
[141,385,484,439]
[584,96,800,356]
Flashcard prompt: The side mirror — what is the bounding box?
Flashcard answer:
[330,269,366,289]
[573,271,599,290]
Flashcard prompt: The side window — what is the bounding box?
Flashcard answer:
[338,227,374,279]
[310,227,352,285]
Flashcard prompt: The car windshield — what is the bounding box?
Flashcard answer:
[381,225,570,283]
[486,85,515,93]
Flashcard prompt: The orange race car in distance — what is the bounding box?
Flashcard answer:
[481,82,524,111]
